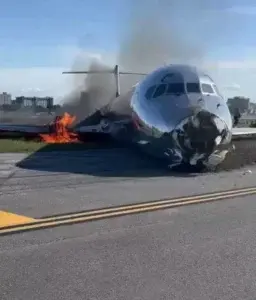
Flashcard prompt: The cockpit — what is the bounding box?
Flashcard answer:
[132,65,231,134]
[144,82,203,100]
[144,79,222,100]
[145,83,186,100]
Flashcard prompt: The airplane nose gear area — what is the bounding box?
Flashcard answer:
[170,110,231,169]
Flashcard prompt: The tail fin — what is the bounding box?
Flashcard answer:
[62,64,147,97]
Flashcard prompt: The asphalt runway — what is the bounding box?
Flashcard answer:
[2,193,256,299]
[1,140,256,299]
[0,138,255,218]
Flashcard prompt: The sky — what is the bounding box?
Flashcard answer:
[0,0,256,103]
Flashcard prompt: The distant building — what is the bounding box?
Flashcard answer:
[15,96,54,108]
[227,96,250,114]
[0,92,12,105]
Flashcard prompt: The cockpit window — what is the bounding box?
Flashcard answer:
[201,83,214,94]
[166,83,185,94]
[145,85,157,100]
[186,83,201,93]
[145,82,186,99]
[153,84,167,98]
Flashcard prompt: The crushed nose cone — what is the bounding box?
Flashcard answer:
[187,110,229,150]
[190,153,205,165]
[172,110,231,166]
[165,147,183,168]
[203,150,229,168]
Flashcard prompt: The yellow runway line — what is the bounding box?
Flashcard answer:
[0,210,36,228]
[1,186,256,236]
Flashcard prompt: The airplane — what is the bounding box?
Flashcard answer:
[63,64,256,170]
[1,64,255,171]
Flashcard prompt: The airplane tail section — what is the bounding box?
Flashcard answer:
[62,64,147,97]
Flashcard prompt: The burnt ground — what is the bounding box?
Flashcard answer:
[215,138,256,172]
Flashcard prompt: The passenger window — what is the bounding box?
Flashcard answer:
[166,83,185,94]
[201,83,214,94]
[186,83,201,93]
[153,84,167,98]
[145,85,156,99]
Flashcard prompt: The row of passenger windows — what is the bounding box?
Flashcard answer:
[145,82,217,99]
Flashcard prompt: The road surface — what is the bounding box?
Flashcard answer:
[0,150,256,299]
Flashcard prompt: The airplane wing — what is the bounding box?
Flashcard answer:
[232,127,256,137]
[0,124,49,133]
[0,124,50,138]
[2,122,256,134]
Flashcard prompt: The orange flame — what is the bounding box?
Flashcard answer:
[40,112,79,143]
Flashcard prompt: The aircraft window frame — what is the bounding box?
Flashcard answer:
[145,85,157,100]
[186,82,201,93]
[152,83,167,98]
[212,84,223,97]
[166,83,185,94]
[201,75,214,83]
[201,83,215,94]
[161,73,175,83]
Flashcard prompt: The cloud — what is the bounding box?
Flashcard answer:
[225,5,256,16]
[21,87,43,93]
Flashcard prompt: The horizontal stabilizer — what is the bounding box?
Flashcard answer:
[62,64,147,76]
[62,64,148,97]
[62,70,147,75]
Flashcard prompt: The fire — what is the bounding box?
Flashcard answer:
[40,112,79,143]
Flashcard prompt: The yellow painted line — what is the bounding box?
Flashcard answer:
[0,210,36,228]
[39,186,256,222]
[1,186,256,236]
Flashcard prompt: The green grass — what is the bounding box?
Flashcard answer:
[0,138,115,153]
[0,139,45,153]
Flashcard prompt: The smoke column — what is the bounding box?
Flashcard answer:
[61,0,230,124]
[118,0,210,92]
[60,58,116,124]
